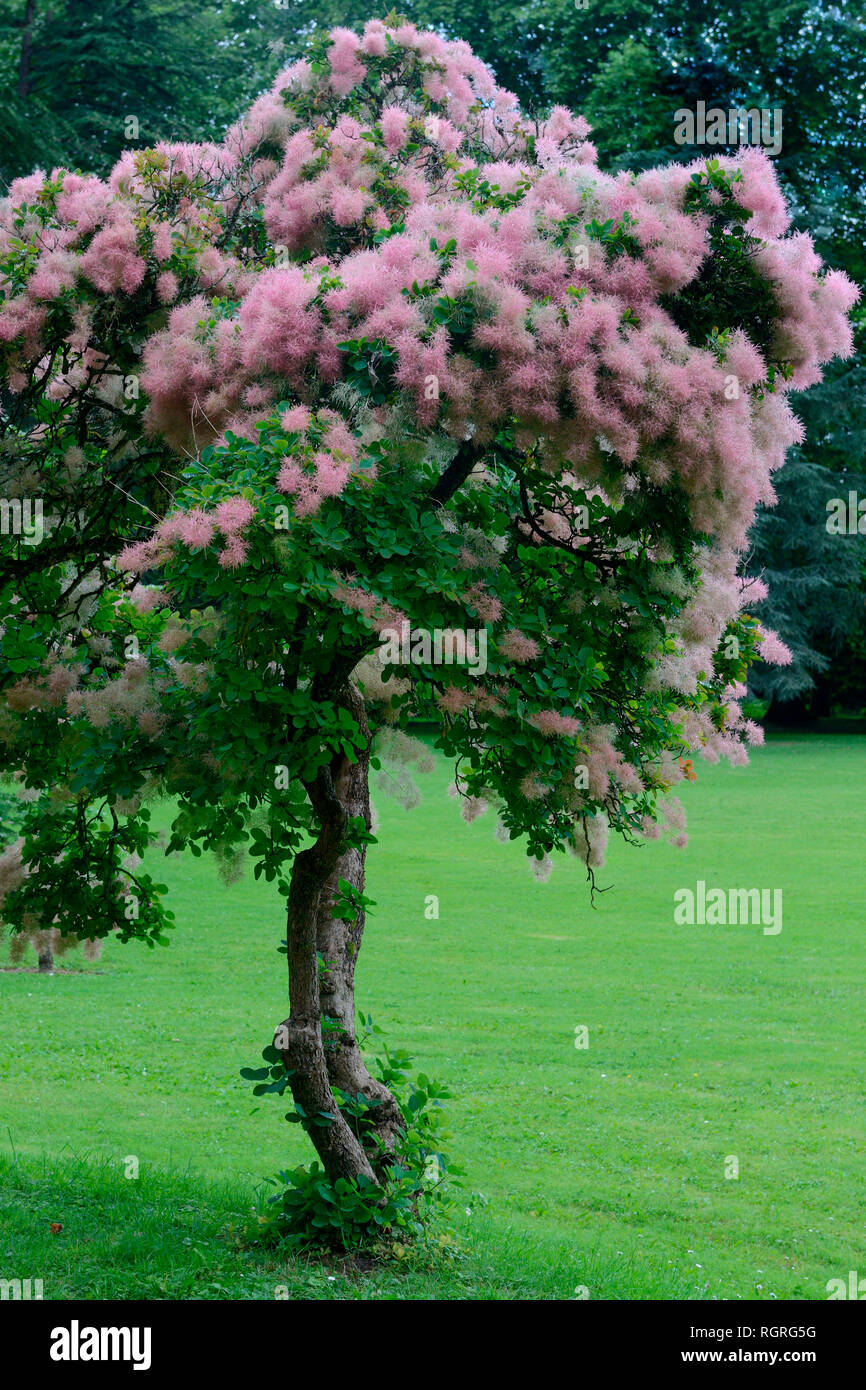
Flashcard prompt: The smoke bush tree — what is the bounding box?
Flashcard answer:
[0,19,857,1209]
[0,787,105,970]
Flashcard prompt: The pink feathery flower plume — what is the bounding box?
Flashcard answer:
[281,405,311,433]
[529,710,581,737]
[499,629,541,663]
[214,496,256,534]
[179,510,216,549]
[756,627,793,666]
[218,536,249,569]
[461,582,502,624]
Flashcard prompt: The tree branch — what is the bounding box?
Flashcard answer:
[429,439,481,507]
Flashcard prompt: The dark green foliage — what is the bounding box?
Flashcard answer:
[748,348,866,710]
[0,0,262,182]
[0,784,23,841]
[538,3,866,710]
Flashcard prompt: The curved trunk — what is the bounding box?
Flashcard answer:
[315,689,405,1162]
[275,685,403,1186]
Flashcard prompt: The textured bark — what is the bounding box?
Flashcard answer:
[315,688,405,1163]
[275,684,403,1184]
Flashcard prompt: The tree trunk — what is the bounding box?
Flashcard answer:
[315,687,405,1164]
[37,945,53,973]
[274,684,403,1186]
[17,0,36,100]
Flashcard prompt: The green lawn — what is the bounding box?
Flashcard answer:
[1,732,864,1300]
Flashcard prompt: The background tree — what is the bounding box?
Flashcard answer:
[745,335,866,712]
[0,787,105,969]
[0,0,258,180]
[0,19,856,1236]
[533,0,866,713]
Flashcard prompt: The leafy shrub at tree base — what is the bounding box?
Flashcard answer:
[247,1024,459,1252]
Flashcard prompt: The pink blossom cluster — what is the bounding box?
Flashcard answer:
[138,160,855,563]
[118,493,256,573]
[0,18,859,872]
[65,658,164,738]
[275,408,363,517]
[0,20,856,565]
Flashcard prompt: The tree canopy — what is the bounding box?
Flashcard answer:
[5,1,861,713]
